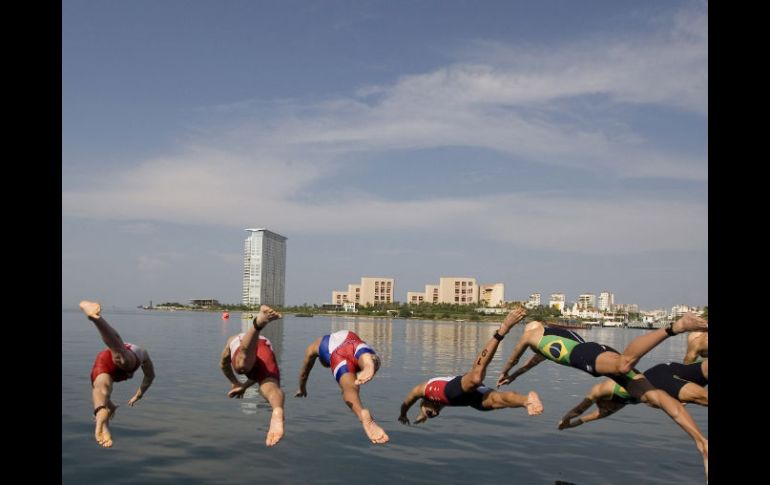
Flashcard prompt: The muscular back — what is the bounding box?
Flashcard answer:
[684,331,708,364]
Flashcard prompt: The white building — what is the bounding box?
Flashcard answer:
[598,291,614,312]
[671,304,700,318]
[439,277,479,305]
[333,277,394,306]
[526,293,541,309]
[578,293,596,309]
[242,228,287,306]
[615,303,640,313]
[479,283,505,307]
[549,293,566,312]
[562,303,601,320]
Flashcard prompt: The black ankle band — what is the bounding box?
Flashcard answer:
[493,331,504,341]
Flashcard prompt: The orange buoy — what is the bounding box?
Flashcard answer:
[222,312,230,319]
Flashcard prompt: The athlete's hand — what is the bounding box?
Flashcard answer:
[398,415,410,425]
[558,418,580,430]
[228,385,247,399]
[497,373,515,387]
[294,388,307,398]
[128,393,142,406]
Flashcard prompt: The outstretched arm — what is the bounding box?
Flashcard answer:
[559,379,625,429]
[559,381,623,429]
[560,402,623,429]
[399,382,427,425]
[558,397,596,430]
[128,352,155,406]
[498,353,546,387]
[295,340,320,397]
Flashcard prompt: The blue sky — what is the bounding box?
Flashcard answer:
[62,0,707,310]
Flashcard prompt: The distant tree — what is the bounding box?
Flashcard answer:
[157,302,186,308]
[526,305,561,322]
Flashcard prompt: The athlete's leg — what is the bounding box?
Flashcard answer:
[641,387,708,479]
[678,382,708,406]
[233,305,282,373]
[338,373,389,444]
[258,378,285,447]
[80,301,136,370]
[354,352,380,385]
[92,373,117,448]
[480,389,543,415]
[617,313,707,373]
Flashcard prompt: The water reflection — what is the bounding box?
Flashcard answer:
[405,320,500,376]
[63,311,706,485]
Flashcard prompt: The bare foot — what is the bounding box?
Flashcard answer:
[265,408,284,447]
[672,313,708,334]
[354,353,378,385]
[500,307,527,335]
[253,305,283,330]
[80,300,102,319]
[360,409,389,444]
[94,407,114,448]
[525,391,543,416]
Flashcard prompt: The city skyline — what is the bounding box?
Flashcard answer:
[62,1,707,310]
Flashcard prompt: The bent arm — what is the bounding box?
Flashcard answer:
[129,353,155,405]
[228,378,258,398]
[399,382,426,425]
[220,343,240,386]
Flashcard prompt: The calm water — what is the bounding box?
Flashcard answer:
[62,310,707,484]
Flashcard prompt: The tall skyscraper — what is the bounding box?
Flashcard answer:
[242,228,287,306]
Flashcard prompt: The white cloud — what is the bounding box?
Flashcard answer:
[62,5,707,255]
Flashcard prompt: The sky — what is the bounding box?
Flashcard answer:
[62,0,708,311]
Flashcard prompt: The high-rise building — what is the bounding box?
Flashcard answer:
[242,228,287,306]
[598,291,614,312]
